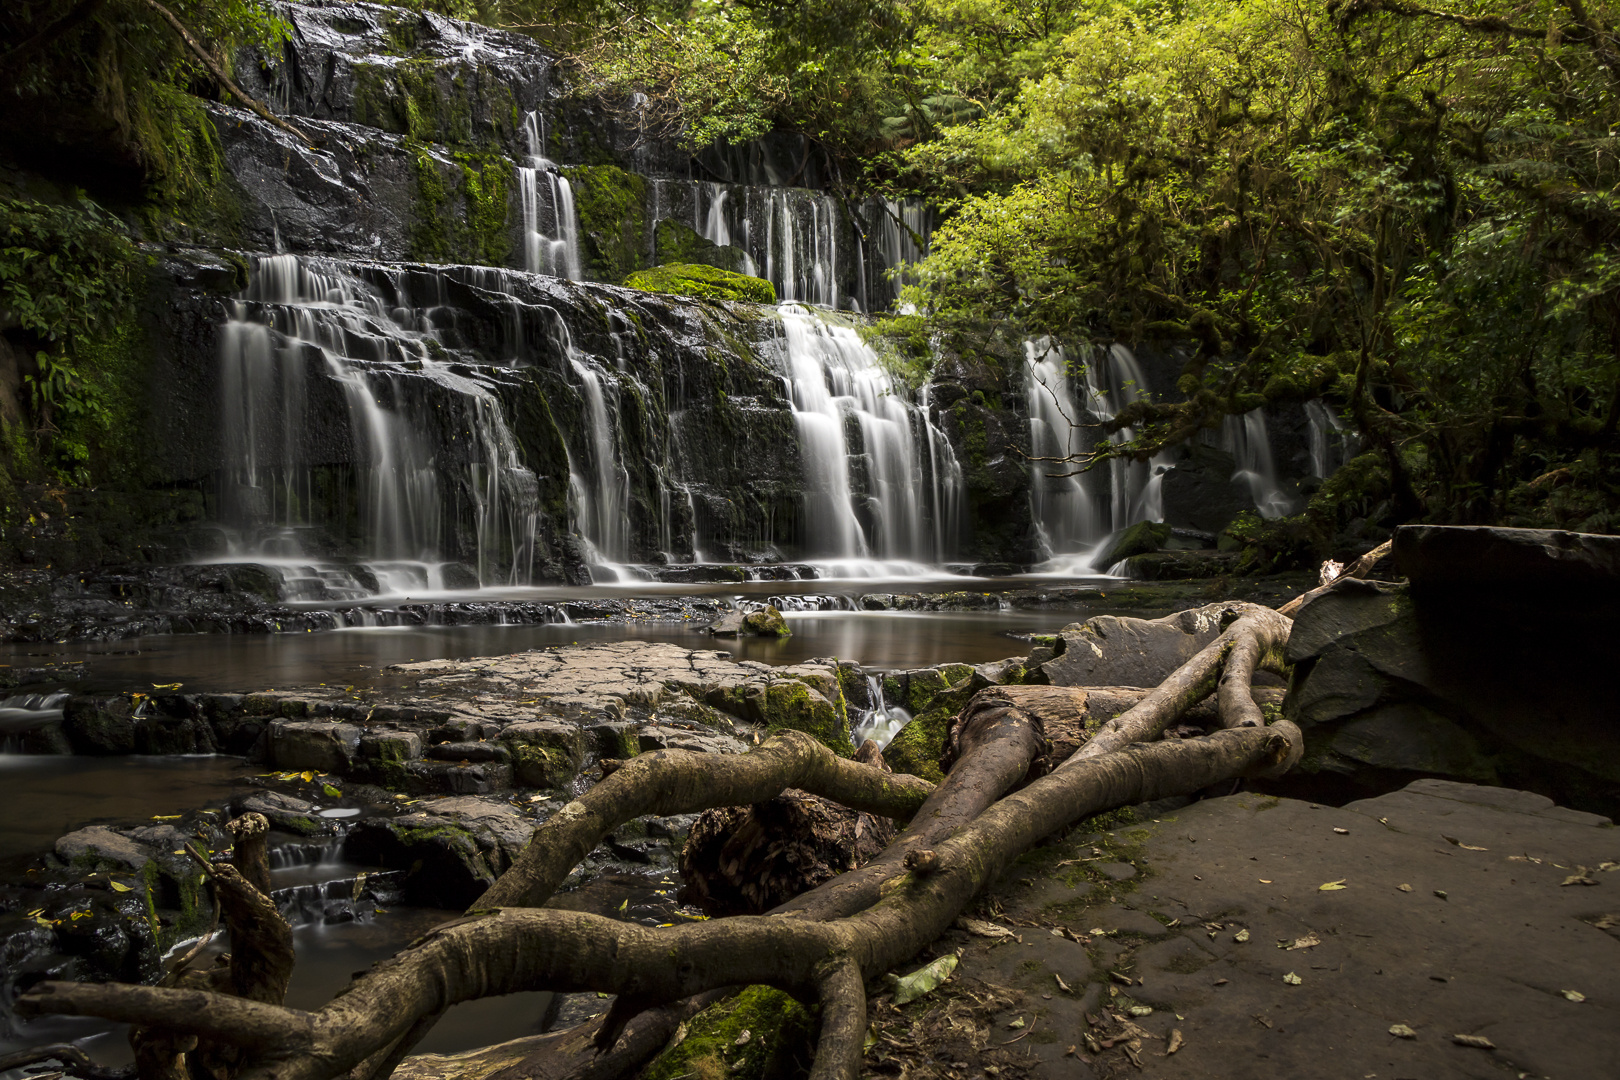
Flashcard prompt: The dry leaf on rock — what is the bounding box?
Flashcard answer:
[1319,879,1348,891]
[1234,928,1250,943]
[1441,835,1488,851]
[1452,1034,1495,1049]
[1561,867,1599,886]
[1397,883,1413,892]
[1561,990,1586,1002]
[1286,933,1321,951]
[1389,1024,1416,1039]
[957,918,1015,939]
[1283,972,1303,985]
[1166,1029,1185,1054]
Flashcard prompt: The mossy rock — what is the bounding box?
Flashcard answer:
[642,985,813,1080]
[761,680,850,754]
[742,605,791,637]
[625,263,776,305]
[654,218,749,273]
[1095,520,1173,567]
[563,163,648,282]
[883,685,978,784]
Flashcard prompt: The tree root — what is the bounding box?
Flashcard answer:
[17,605,1304,1080]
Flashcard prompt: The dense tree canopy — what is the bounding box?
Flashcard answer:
[535,0,1620,539]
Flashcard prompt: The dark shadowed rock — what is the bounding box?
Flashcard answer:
[1160,444,1250,534]
[1394,524,1620,595]
[1284,567,1620,814]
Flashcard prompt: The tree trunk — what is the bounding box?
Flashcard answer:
[17,603,1306,1080]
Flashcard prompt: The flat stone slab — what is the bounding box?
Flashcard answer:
[894,779,1618,1079]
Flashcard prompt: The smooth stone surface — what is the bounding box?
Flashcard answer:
[928,781,1619,1080]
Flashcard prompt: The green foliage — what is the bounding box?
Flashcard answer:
[0,199,150,482]
[563,165,649,282]
[626,263,778,305]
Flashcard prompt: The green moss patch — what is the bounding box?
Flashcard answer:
[562,164,648,282]
[643,986,813,1080]
[626,263,776,305]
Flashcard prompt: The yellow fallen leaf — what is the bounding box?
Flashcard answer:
[152,682,182,691]
[1452,1034,1494,1049]
[300,770,316,783]
[1166,1029,1184,1054]
[109,881,133,893]
[1562,990,1586,1002]
[1258,878,1272,884]
[151,814,181,821]
[1389,1024,1416,1038]
[1283,972,1302,985]
[1397,883,1413,892]
[1234,928,1250,942]
[1319,880,1348,891]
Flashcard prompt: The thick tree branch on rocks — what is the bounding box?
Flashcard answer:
[1277,538,1394,617]
[1073,605,1293,760]
[17,603,1305,1080]
[134,0,315,146]
[479,732,934,909]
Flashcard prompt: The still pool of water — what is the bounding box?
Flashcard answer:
[0,754,254,864]
[0,608,1109,695]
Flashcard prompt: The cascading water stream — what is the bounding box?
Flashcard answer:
[851,674,911,749]
[1023,339,1099,558]
[216,255,542,594]
[1023,339,1168,568]
[1220,410,1296,518]
[1305,399,1355,479]
[518,112,583,280]
[776,305,964,573]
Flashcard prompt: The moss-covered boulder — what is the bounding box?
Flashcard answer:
[743,605,791,637]
[625,263,776,305]
[883,681,978,783]
[654,218,750,273]
[642,985,814,1080]
[1095,520,1173,567]
[500,720,587,789]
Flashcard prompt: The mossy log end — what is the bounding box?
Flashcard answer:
[17,606,1303,1080]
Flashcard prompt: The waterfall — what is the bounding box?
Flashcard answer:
[1082,343,1169,530]
[1023,339,1168,563]
[553,320,633,570]
[1305,399,1354,479]
[1220,410,1296,518]
[775,305,964,570]
[216,255,541,593]
[519,112,582,279]
[870,198,931,307]
[851,674,911,749]
[648,181,928,312]
[1023,339,1098,557]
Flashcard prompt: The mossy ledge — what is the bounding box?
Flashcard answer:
[625,263,777,305]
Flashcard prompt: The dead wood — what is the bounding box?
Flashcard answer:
[1277,538,1394,617]
[18,604,1306,1080]
[680,790,896,916]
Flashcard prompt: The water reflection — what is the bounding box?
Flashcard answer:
[0,609,1093,695]
[0,755,252,863]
